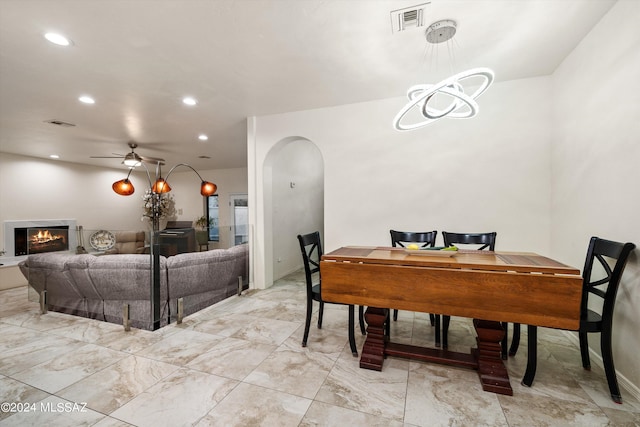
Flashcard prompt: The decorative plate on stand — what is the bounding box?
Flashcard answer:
[89,230,116,251]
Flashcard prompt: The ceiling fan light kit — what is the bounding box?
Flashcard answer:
[123,152,143,167]
[393,19,495,131]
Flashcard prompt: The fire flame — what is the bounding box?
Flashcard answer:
[31,229,63,243]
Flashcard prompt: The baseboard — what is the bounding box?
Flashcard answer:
[274,266,302,281]
[562,330,640,402]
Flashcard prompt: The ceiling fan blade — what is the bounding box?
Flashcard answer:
[140,156,165,165]
[90,142,165,165]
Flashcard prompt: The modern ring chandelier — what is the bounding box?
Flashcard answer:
[393,20,494,131]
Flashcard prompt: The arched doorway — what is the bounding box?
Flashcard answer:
[262,137,324,287]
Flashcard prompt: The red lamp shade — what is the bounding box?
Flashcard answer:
[200,181,217,196]
[152,178,171,193]
[112,179,135,196]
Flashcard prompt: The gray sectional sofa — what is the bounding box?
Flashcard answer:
[18,244,249,330]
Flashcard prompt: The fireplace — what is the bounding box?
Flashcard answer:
[14,226,69,256]
[3,219,77,258]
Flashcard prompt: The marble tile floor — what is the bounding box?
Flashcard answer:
[1,270,639,427]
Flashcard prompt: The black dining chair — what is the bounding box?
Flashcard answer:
[389,230,438,339]
[522,236,635,404]
[440,231,517,358]
[297,232,366,357]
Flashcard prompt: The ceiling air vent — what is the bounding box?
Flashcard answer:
[390,2,430,34]
[44,119,76,127]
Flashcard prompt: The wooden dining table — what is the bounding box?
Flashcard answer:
[320,246,583,396]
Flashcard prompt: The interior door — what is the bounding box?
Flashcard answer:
[230,194,248,245]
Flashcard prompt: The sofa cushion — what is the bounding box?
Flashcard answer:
[66,254,103,319]
[104,231,146,254]
[166,249,235,295]
[19,253,85,313]
[87,254,169,329]
[87,254,166,299]
[166,244,248,317]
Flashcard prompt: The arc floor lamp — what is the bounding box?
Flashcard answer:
[112,161,216,329]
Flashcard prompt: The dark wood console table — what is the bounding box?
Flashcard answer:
[320,246,582,396]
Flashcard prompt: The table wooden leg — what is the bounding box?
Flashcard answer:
[360,307,388,371]
[358,310,513,396]
[474,319,513,396]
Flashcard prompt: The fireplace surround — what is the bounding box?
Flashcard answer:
[3,219,78,259]
[15,226,70,256]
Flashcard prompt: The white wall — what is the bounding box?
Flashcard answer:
[156,165,248,249]
[0,153,144,244]
[0,152,247,253]
[249,76,553,291]
[551,0,640,396]
[267,139,323,280]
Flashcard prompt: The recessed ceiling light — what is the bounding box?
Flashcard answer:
[49,154,60,159]
[78,95,95,104]
[198,134,208,141]
[44,32,72,46]
[182,97,197,106]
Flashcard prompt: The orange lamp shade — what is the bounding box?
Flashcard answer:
[200,181,217,196]
[152,178,171,193]
[112,179,135,196]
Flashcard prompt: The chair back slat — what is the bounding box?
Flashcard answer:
[442,232,497,251]
[297,232,323,292]
[581,236,636,323]
[390,230,437,248]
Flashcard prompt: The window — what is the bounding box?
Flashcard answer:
[206,195,219,241]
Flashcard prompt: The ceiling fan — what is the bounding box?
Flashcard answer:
[90,142,165,166]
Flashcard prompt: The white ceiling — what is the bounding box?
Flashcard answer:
[0,0,616,171]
